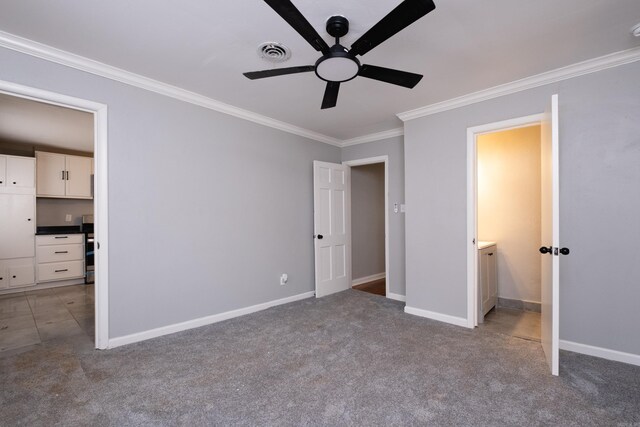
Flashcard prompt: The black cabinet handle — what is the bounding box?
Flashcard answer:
[62,171,65,180]
[55,236,69,239]
[66,171,69,180]
[317,234,324,239]
[27,218,31,221]
[560,247,570,255]
[488,252,493,256]
[12,181,16,184]
[539,246,552,254]
[55,251,69,254]
[12,275,16,278]
[55,269,68,273]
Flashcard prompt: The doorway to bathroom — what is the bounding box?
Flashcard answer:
[475,124,542,342]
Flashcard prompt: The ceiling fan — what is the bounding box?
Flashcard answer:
[244,0,436,109]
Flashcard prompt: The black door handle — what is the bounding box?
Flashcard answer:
[560,247,570,255]
[539,246,552,254]
[317,234,324,240]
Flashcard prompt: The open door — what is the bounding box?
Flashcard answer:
[313,161,350,297]
[540,94,560,376]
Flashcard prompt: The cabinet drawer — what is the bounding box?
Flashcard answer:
[37,260,84,282]
[37,244,84,263]
[9,264,35,288]
[36,234,84,246]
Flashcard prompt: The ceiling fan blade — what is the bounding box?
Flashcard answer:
[262,0,331,54]
[321,82,340,109]
[243,65,315,80]
[350,0,436,57]
[359,64,423,88]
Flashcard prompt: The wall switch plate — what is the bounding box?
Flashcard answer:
[65,214,73,222]
[394,203,399,213]
[280,273,288,286]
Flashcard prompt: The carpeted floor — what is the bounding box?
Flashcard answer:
[1,289,639,426]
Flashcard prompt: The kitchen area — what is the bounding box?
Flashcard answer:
[0,92,96,352]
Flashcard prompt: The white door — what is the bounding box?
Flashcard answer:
[65,155,93,198]
[541,94,560,376]
[36,152,66,197]
[0,194,35,259]
[313,161,351,298]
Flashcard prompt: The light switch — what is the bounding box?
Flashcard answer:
[393,203,399,213]
[65,214,72,222]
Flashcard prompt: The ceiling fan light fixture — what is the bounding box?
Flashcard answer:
[314,47,361,83]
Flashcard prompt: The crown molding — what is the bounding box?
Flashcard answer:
[398,46,640,122]
[341,127,404,147]
[0,31,342,147]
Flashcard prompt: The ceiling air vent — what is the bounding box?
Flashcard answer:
[257,42,291,63]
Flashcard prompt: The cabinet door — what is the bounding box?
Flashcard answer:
[0,266,7,289]
[0,155,6,188]
[36,152,66,197]
[0,194,35,259]
[9,264,35,288]
[480,252,491,315]
[487,250,497,309]
[65,155,93,198]
[7,157,35,189]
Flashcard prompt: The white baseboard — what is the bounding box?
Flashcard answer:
[109,291,315,349]
[560,340,640,367]
[404,306,470,328]
[387,292,406,302]
[0,278,86,296]
[351,272,385,287]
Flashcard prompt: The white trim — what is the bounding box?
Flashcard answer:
[343,156,390,299]
[0,30,341,147]
[109,291,315,348]
[351,272,386,287]
[466,114,544,328]
[404,306,470,328]
[0,79,110,350]
[342,128,404,147]
[387,292,406,302]
[560,340,640,367]
[398,46,640,122]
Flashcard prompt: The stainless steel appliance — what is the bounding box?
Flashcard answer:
[82,214,94,284]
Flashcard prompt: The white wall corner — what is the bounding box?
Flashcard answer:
[404,306,470,328]
[559,340,640,367]
[397,46,640,122]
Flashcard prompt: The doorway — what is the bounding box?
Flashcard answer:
[0,80,109,349]
[343,156,389,298]
[475,124,542,341]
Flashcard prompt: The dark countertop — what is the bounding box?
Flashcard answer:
[36,225,84,235]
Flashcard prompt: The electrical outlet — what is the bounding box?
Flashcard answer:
[280,273,288,286]
[65,214,73,222]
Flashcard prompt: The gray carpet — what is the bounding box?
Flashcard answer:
[1,289,639,426]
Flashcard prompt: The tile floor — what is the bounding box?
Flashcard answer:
[0,284,94,354]
[480,306,541,342]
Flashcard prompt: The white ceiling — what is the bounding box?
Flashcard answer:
[0,93,94,152]
[0,0,639,140]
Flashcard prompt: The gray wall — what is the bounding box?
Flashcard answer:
[342,136,406,297]
[36,198,94,226]
[404,61,640,355]
[351,163,385,280]
[0,46,340,338]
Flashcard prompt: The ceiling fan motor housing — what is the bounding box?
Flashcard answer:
[326,15,349,38]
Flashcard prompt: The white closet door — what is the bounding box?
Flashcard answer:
[313,161,351,298]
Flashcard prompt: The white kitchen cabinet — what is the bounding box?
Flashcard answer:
[0,155,37,291]
[0,155,36,191]
[35,151,93,199]
[0,194,35,259]
[478,242,497,319]
[36,234,85,283]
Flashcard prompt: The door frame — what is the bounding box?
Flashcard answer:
[466,114,543,328]
[0,79,110,349]
[343,156,390,298]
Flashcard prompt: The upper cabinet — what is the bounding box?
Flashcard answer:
[0,155,36,191]
[35,151,93,199]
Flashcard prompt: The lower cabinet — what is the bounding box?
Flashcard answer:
[0,258,36,290]
[36,234,85,283]
[478,244,498,319]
